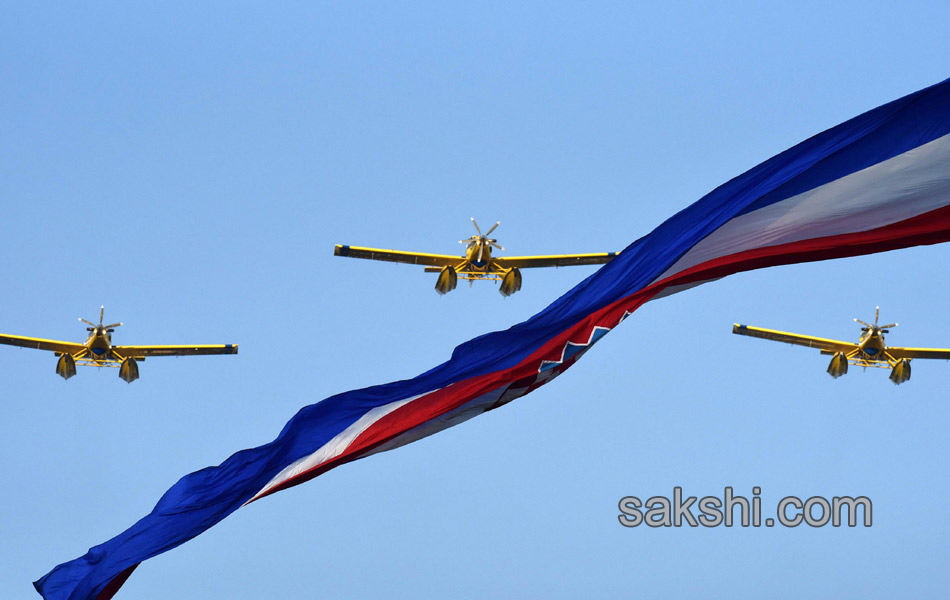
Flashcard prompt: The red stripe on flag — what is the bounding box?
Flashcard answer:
[250,203,950,502]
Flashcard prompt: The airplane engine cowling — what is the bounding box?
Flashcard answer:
[826,352,849,379]
[56,353,77,380]
[889,358,911,385]
[499,268,522,297]
[435,266,458,295]
[119,357,140,384]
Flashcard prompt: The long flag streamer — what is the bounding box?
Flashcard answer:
[36,78,950,599]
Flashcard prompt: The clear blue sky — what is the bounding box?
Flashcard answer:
[3,2,950,598]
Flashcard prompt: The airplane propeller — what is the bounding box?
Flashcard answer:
[79,305,123,331]
[460,218,505,263]
[854,306,897,334]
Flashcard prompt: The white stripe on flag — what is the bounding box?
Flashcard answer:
[248,393,429,502]
[657,133,950,282]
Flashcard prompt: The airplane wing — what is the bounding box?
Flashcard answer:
[493,252,618,269]
[886,346,950,360]
[0,333,85,355]
[113,344,238,358]
[732,324,856,353]
[334,245,461,268]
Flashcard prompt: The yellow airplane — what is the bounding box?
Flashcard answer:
[334,218,618,296]
[732,307,950,384]
[0,306,238,383]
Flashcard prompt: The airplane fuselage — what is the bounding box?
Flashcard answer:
[857,330,887,358]
[83,327,114,361]
[465,242,493,269]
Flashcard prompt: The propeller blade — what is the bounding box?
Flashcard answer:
[102,322,123,329]
[854,318,872,327]
[477,243,484,263]
[471,217,482,235]
[79,318,96,326]
[99,306,105,325]
[490,241,504,251]
[874,306,880,326]
[879,323,898,329]
[485,221,500,236]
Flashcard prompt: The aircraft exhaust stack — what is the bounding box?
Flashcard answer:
[435,266,458,295]
[56,354,77,380]
[826,352,849,378]
[889,359,911,384]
